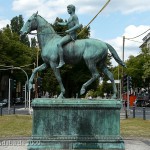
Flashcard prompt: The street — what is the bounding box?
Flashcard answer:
[1,105,150,120]
[129,107,150,120]
[0,105,30,115]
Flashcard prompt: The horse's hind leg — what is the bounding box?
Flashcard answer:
[29,63,47,90]
[100,65,117,99]
[80,61,100,95]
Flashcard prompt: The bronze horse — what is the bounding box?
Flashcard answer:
[20,12,126,98]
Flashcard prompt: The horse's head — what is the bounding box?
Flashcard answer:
[20,11,38,36]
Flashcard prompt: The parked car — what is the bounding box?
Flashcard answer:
[15,97,25,104]
[134,92,150,107]
[135,100,146,107]
[0,99,8,107]
[145,100,150,107]
[134,99,150,107]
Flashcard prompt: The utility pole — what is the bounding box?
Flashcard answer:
[127,76,129,115]
[122,36,125,99]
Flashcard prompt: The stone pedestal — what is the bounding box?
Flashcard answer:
[28,98,125,150]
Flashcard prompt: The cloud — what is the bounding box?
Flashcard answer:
[106,25,150,66]
[108,0,150,14]
[0,19,10,29]
[10,0,150,29]
[12,0,77,22]
[12,0,150,22]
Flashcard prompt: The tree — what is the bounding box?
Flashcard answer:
[11,15,23,35]
[122,46,150,90]
[0,23,36,83]
[11,15,30,46]
[141,47,150,89]
[31,37,37,48]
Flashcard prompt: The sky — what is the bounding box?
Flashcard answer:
[0,0,150,66]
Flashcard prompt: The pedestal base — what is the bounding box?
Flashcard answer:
[28,98,125,150]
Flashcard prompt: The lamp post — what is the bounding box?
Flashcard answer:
[35,45,40,98]
[8,78,11,114]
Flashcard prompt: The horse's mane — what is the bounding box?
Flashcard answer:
[37,14,56,34]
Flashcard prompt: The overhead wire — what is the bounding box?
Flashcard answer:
[125,28,150,40]
[125,38,143,43]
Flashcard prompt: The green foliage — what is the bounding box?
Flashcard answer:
[0,27,33,66]
[41,69,59,97]
[0,19,36,83]
[31,37,37,48]
[62,62,99,98]
[124,48,150,88]
[141,47,150,81]
[53,18,68,37]
[112,46,150,90]
[11,15,24,35]
[11,15,30,46]
[77,26,90,39]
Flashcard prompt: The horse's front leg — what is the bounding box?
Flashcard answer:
[29,63,47,90]
[50,62,65,99]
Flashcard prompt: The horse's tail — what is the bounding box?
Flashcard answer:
[106,43,126,67]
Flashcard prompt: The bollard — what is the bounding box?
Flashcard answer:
[125,108,128,119]
[133,106,135,118]
[0,106,2,116]
[143,107,146,120]
[13,104,16,114]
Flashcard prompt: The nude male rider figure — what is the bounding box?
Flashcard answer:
[56,4,81,68]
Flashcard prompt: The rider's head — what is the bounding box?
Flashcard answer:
[67,4,75,13]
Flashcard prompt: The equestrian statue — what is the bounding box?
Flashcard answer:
[20,10,126,99]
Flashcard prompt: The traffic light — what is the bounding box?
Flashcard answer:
[13,80,16,89]
[23,85,25,92]
[11,79,16,90]
[123,75,128,87]
[128,76,132,90]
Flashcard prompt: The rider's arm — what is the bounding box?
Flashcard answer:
[66,15,82,33]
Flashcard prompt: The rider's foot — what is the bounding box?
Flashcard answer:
[56,62,65,68]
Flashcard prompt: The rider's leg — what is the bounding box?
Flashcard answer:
[57,43,65,68]
[57,35,71,68]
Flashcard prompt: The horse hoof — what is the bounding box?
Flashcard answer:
[80,88,85,95]
[111,94,117,99]
[57,94,65,99]
[56,62,65,68]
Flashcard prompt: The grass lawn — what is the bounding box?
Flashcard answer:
[0,115,32,138]
[121,118,150,138]
[0,115,150,138]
